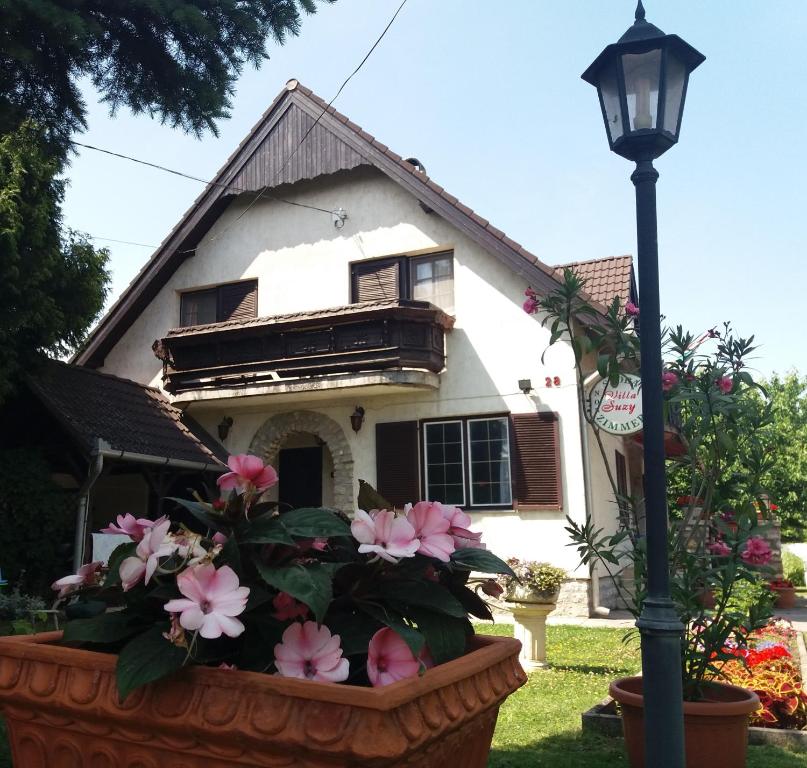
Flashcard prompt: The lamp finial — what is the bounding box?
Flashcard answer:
[635,1,646,22]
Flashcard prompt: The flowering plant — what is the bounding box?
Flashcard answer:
[531,270,775,700]
[497,559,566,601]
[53,456,515,700]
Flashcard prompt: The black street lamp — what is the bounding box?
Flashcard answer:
[582,3,704,768]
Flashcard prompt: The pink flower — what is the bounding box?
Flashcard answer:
[522,297,538,314]
[717,376,733,394]
[164,564,249,639]
[708,540,731,557]
[51,561,103,598]
[439,503,485,549]
[405,502,455,562]
[212,531,229,546]
[162,614,188,648]
[662,371,679,391]
[741,536,772,566]
[272,591,309,621]
[274,621,349,682]
[350,509,420,563]
[218,662,237,670]
[100,514,167,542]
[625,301,640,317]
[119,519,177,591]
[480,579,504,598]
[217,454,278,495]
[367,628,433,687]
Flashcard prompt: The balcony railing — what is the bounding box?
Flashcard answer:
[153,299,453,394]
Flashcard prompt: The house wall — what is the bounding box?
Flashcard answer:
[100,167,615,591]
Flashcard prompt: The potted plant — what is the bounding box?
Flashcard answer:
[0,458,526,767]
[533,274,774,768]
[769,578,796,609]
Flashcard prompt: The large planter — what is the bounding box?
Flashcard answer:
[0,631,526,768]
[771,584,796,609]
[610,676,760,768]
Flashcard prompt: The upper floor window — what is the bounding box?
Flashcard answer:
[179,280,258,328]
[350,251,454,313]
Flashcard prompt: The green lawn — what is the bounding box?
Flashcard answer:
[0,626,803,767]
[483,623,807,768]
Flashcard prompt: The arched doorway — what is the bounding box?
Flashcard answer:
[248,411,354,512]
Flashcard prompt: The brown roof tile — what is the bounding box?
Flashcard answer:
[555,255,635,308]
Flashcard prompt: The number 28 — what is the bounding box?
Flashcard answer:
[545,376,561,387]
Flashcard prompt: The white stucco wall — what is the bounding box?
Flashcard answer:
[100,168,590,575]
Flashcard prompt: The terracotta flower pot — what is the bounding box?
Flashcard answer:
[610,676,760,768]
[772,585,796,609]
[0,631,525,768]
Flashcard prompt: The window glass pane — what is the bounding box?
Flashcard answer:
[662,53,686,134]
[598,62,624,142]
[468,417,512,506]
[622,50,661,131]
[180,289,217,327]
[424,421,465,505]
[411,253,454,313]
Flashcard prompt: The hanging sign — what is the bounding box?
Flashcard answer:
[587,374,643,435]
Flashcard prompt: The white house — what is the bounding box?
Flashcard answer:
[74,80,642,615]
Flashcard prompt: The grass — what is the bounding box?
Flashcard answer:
[481,623,807,768]
[0,626,803,767]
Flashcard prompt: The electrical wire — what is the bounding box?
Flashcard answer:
[88,234,157,248]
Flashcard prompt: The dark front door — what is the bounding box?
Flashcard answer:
[278,446,323,510]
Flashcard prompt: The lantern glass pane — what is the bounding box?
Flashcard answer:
[599,64,624,143]
[622,49,661,131]
[663,51,687,135]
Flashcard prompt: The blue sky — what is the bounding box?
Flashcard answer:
[63,1,806,377]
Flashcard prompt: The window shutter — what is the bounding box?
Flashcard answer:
[352,259,402,303]
[219,280,258,322]
[375,421,419,508]
[510,412,562,510]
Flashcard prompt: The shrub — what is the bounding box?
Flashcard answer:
[782,550,805,587]
[498,559,566,599]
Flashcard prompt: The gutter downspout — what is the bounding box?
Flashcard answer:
[72,443,224,570]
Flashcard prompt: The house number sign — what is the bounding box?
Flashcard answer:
[587,374,643,435]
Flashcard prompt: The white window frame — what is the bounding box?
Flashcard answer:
[466,416,512,507]
[422,419,466,507]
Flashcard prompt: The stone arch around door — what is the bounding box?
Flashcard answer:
[248,411,354,513]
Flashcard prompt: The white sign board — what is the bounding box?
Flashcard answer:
[587,374,643,435]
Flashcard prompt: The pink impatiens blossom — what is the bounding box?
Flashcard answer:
[625,301,640,317]
[523,287,538,315]
[272,591,309,621]
[217,454,278,495]
[350,509,420,563]
[100,514,167,542]
[366,628,433,687]
[708,540,731,557]
[51,561,103,598]
[212,531,229,546]
[274,621,349,682]
[438,503,485,550]
[662,371,679,392]
[119,519,177,591]
[164,564,249,639]
[741,536,772,566]
[717,376,733,394]
[405,502,455,562]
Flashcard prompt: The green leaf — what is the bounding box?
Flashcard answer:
[380,580,466,618]
[238,515,295,546]
[62,611,143,644]
[116,627,186,702]
[279,508,350,538]
[166,497,223,531]
[254,561,345,623]
[449,585,494,621]
[358,602,425,658]
[217,533,242,574]
[103,542,137,587]
[325,611,382,656]
[410,608,469,664]
[451,548,516,577]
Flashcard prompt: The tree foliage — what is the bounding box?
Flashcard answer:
[0,0,330,148]
[0,123,110,398]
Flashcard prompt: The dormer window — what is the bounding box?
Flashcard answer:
[350,251,454,313]
[179,280,258,328]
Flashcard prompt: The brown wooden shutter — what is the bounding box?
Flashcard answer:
[219,280,258,322]
[352,259,402,303]
[375,421,419,508]
[510,412,562,510]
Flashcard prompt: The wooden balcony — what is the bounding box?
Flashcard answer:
[153,300,453,395]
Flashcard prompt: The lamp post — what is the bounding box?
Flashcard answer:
[582,3,704,767]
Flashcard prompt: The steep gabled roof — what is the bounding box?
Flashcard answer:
[555,255,636,309]
[77,79,569,368]
[28,359,226,466]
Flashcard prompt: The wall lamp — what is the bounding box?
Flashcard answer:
[218,416,234,440]
[350,406,366,433]
[518,379,533,395]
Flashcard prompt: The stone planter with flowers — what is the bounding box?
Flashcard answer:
[0,455,526,768]
[498,558,566,670]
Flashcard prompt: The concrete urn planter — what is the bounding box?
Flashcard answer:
[506,588,559,670]
[0,631,526,768]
